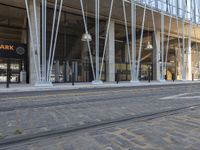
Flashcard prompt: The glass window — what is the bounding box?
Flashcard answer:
[0,4,27,43]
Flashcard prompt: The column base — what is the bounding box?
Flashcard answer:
[130,80,140,84]
[181,79,187,82]
[92,80,103,85]
[35,81,53,87]
[159,79,166,82]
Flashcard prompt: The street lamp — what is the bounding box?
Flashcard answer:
[145,41,153,50]
[81,33,92,42]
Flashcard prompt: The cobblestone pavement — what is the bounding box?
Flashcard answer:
[2,103,200,150]
[0,84,200,149]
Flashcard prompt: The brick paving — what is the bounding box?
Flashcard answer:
[2,107,200,150]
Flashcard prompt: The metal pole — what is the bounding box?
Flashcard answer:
[122,0,132,73]
[182,10,186,80]
[176,12,181,59]
[24,0,40,81]
[99,0,114,79]
[95,0,100,81]
[49,0,64,82]
[79,0,96,80]
[164,12,172,73]
[131,0,137,82]
[42,0,47,82]
[47,0,58,81]
[150,3,159,63]
[33,0,41,81]
[136,5,146,79]
[186,19,192,80]
[194,25,199,77]
[161,12,165,81]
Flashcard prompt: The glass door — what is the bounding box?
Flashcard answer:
[10,59,21,83]
[0,59,22,83]
[0,59,7,82]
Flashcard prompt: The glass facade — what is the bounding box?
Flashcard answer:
[0,0,200,84]
[0,4,28,83]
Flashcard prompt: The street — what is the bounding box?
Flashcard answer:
[0,84,200,150]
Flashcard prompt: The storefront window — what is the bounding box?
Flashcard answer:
[0,4,27,83]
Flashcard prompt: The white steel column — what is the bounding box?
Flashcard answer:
[92,0,103,84]
[186,23,192,80]
[25,0,63,86]
[47,0,63,84]
[153,31,161,81]
[80,0,95,80]
[181,1,186,81]
[106,20,115,82]
[122,0,131,78]
[160,12,165,81]
[27,0,40,84]
[186,42,192,80]
[136,5,146,80]
[42,0,47,82]
[131,0,138,82]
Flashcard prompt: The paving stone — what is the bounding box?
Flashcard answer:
[1,85,200,149]
[94,135,111,145]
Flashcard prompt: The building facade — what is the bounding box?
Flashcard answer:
[0,0,200,85]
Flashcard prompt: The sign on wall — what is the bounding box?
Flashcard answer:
[0,41,27,59]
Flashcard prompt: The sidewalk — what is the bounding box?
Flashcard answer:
[0,80,199,93]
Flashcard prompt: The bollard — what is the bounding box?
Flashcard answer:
[192,73,194,81]
[172,73,175,82]
[72,72,75,86]
[116,72,119,84]
[148,67,151,83]
[6,59,10,88]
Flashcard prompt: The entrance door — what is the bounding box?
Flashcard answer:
[140,64,153,81]
[0,59,22,83]
[0,59,7,82]
[10,59,22,83]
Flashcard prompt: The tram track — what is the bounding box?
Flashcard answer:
[0,103,199,149]
[0,90,184,112]
[0,83,199,101]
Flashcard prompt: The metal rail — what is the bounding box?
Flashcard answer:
[0,91,173,112]
[0,104,199,148]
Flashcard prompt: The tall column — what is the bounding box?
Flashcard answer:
[41,0,47,82]
[153,31,161,81]
[131,0,137,82]
[176,48,182,80]
[82,42,88,82]
[106,20,115,82]
[186,40,192,80]
[125,44,129,63]
[181,0,186,81]
[95,0,100,81]
[160,12,165,81]
[28,0,40,84]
